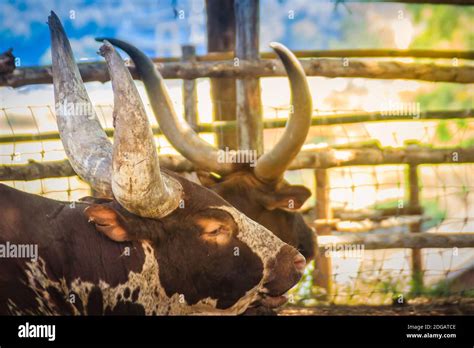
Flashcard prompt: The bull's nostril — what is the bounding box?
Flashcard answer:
[294,254,306,272]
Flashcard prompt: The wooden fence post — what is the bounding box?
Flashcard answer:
[234,0,263,155]
[181,45,198,131]
[408,163,424,293]
[313,168,333,297]
[206,0,238,149]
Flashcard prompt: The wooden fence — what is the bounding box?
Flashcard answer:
[1,0,474,299]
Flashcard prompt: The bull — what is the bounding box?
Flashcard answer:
[99,38,317,261]
[0,12,305,315]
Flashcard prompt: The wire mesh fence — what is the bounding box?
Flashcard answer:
[291,247,473,307]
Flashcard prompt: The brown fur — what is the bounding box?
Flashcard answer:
[0,169,303,315]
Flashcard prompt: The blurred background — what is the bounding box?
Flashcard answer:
[0,0,473,312]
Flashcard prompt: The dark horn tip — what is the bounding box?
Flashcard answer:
[47,10,62,29]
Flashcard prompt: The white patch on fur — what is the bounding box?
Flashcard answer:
[215,205,287,296]
[217,205,286,264]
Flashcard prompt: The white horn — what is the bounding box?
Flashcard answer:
[99,41,182,218]
[49,11,113,196]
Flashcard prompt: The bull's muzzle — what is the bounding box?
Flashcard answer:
[250,245,306,310]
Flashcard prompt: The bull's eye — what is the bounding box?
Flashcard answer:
[207,228,220,236]
[194,210,236,244]
[197,220,233,245]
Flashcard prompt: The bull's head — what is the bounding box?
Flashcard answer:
[49,11,305,314]
[99,38,316,261]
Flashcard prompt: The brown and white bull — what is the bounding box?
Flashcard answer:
[100,38,317,261]
[0,12,305,315]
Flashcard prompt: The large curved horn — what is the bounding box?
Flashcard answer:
[48,11,113,197]
[96,38,234,175]
[254,43,312,183]
[99,41,183,218]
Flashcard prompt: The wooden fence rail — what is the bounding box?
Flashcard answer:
[207,49,474,60]
[0,155,193,181]
[317,232,474,250]
[2,146,474,181]
[3,48,473,67]
[291,146,474,168]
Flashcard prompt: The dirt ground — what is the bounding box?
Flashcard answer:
[277,298,474,316]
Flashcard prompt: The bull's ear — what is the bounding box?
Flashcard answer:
[257,185,311,211]
[84,204,130,242]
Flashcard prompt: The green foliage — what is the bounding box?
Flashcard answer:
[422,280,474,298]
[415,84,473,145]
[421,200,446,230]
[460,137,474,148]
[436,120,452,142]
[456,119,468,130]
[425,280,452,297]
[288,260,323,306]
[373,200,399,210]
[409,5,474,145]
[416,85,474,111]
[376,275,403,295]
[409,272,425,297]
[290,259,472,307]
